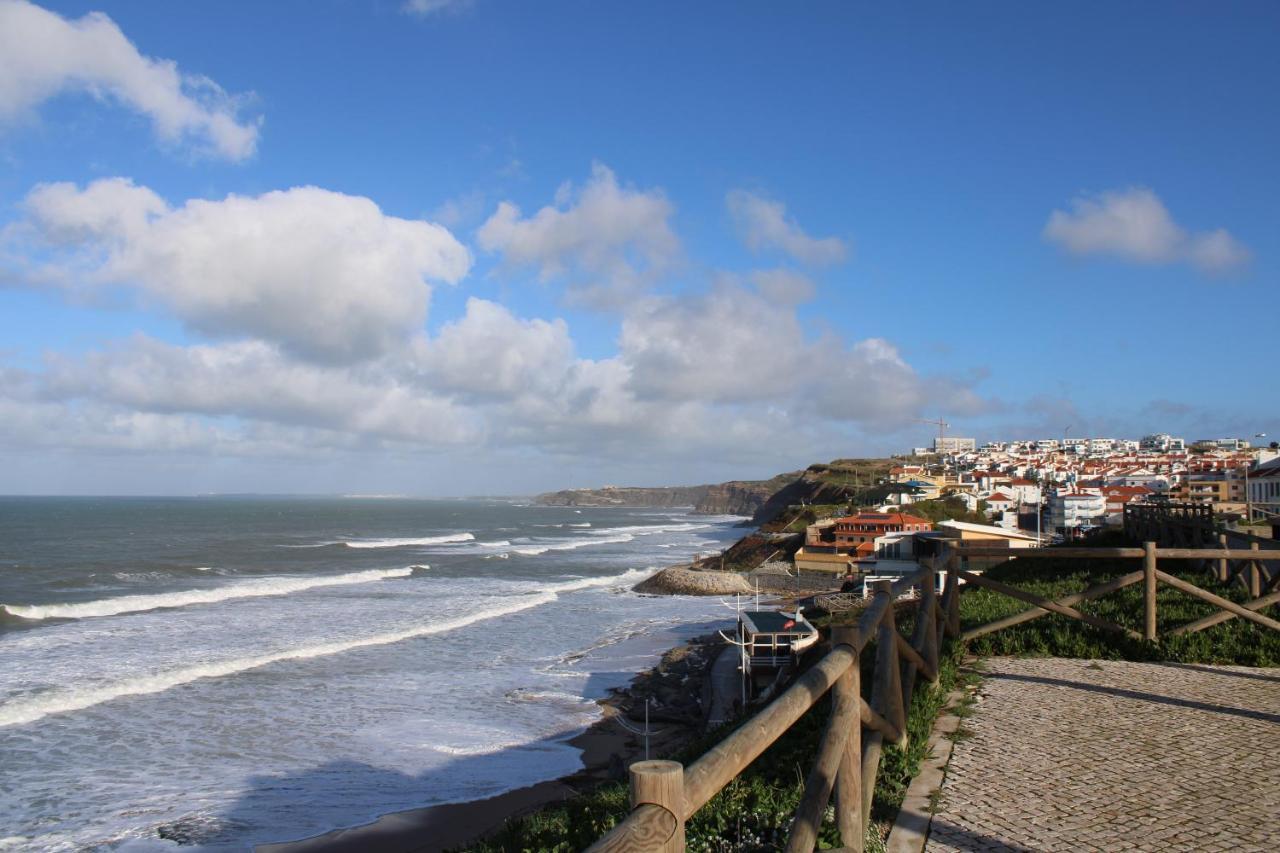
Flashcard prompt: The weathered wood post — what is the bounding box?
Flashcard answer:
[1248,541,1262,599]
[871,580,907,746]
[832,625,864,853]
[1217,533,1229,584]
[946,550,961,638]
[629,761,685,852]
[921,573,940,685]
[1143,541,1158,641]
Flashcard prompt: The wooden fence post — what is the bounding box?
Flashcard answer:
[831,626,863,853]
[629,761,684,852]
[1248,542,1262,598]
[1143,541,1158,642]
[871,581,908,747]
[946,551,961,638]
[1217,533,1229,584]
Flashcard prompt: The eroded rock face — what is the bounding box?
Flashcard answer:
[633,566,753,596]
[534,485,709,508]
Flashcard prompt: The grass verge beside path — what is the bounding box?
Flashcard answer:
[959,532,1279,666]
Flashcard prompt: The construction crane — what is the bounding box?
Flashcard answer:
[914,417,950,451]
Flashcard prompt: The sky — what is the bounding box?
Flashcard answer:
[0,0,1276,496]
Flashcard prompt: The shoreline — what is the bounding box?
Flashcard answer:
[260,618,732,852]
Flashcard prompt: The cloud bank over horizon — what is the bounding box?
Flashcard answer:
[0,164,992,484]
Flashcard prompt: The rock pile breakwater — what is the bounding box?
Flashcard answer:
[633,565,753,596]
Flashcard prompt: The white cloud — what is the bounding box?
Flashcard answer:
[477,162,680,306]
[619,282,988,424]
[0,0,260,160]
[750,268,816,304]
[1043,187,1250,275]
[41,336,480,445]
[620,286,807,403]
[726,189,847,266]
[403,0,474,17]
[0,164,993,481]
[20,179,472,363]
[412,297,574,399]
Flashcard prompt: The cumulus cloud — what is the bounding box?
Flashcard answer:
[619,282,989,423]
[1043,187,1250,274]
[477,162,680,306]
[726,189,847,266]
[40,336,480,445]
[0,0,260,160]
[750,268,816,304]
[0,164,993,477]
[412,298,575,399]
[620,286,807,403]
[19,178,471,363]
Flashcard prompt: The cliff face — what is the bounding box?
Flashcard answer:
[534,485,710,509]
[694,472,800,516]
[534,457,894,522]
[533,473,799,516]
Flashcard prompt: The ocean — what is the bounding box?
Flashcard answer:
[0,496,744,851]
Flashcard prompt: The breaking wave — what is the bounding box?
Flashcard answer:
[511,534,635,556]
[338,533,475,548]
[1,568,414,621]
[0,567,651,728]
[0,591,553,728]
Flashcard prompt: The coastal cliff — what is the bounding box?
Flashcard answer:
[534,457,899,521]
[534,485,710,509]
[534,472,798,516]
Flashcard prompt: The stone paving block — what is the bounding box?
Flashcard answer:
[923,658,1280,853]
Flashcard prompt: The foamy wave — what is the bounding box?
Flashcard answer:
[541,568,652,594]
[591,522,712,536]
[339,533,475,548]
[0,592,554,728]
[511,534,635,556]
[1,568,414,621]
[430,740,526,757]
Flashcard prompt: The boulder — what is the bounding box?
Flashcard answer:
[633,566,753,596]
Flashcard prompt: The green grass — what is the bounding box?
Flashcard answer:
[959,532,1279,666]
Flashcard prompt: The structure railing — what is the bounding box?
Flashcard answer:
[587,535,1280,852]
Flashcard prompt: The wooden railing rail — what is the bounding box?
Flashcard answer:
[589,537,1278,851]
[952,540,1280,641]
[589,561,943,853]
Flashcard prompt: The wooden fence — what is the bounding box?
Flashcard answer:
[587,536,1280,853]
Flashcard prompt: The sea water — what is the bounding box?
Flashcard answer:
[0,496,744,851]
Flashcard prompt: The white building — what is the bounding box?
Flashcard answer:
[934,436,977,454]
[1047,492,1107,533]
[1192,438,1251,451]
[1140,433,1185,452]
[1087,438,1115,454]
[1246,457,1280,521]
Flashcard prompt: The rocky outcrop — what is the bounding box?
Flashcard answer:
[633,566,753,596]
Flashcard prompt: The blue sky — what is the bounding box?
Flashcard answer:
[0,0,1276,495]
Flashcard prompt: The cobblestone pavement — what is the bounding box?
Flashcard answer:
[925,657,1280,852]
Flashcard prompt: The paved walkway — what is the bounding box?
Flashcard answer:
[705,645,743,727]
[925,657,1280,852]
